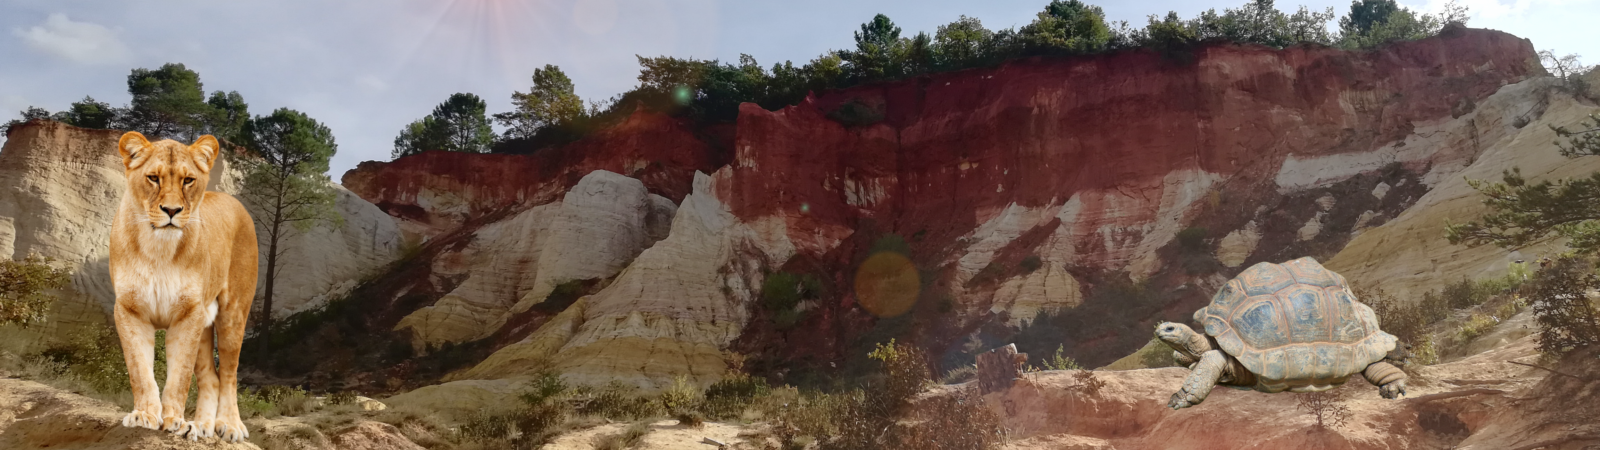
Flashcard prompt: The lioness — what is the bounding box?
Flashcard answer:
[110,132,258,442]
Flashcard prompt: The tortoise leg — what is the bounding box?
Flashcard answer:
[1173,351,1197,369]
[1169,350,1226,409]
[1363,361,1407,399]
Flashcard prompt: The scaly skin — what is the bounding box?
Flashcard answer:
[1170,350,1227,409]
[1363,361,1408,399]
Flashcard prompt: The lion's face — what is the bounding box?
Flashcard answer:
[117,132,219,231]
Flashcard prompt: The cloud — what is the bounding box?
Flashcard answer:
[12,13,132,65]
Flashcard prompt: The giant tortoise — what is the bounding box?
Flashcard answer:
[1156,257,1408,409]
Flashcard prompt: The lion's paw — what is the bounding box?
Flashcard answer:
[216,419,249,442]
[181,419,217,441]
[121,409,160,430]
[161,415,190,434]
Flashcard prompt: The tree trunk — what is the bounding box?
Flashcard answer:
[977,344,1027,394]
[258,192,283,365]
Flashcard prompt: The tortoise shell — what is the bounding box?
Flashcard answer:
[1194,257,1397,391]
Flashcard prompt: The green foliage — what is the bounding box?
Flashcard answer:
[0,254,71,327]
[658,375,701,416]
[1335,0,1464,49]
[869,233,912,256]
[124,63,209,139]
[1176,226,1208,252]
[1552,112,1600,158]
[1525,256,1600,357]
[593,422,652,450]
[60,96,118,130]
[35,324,138,395]
[457,409,514,443]
[237,388,275,419]
[933,16,996,69]
[1447,169,1600,256]
[1038,344,1083,371]
[1019,255,1044,273]
[572,381,663,420]
[393,93,496,158]
[1019,0,1113,54]
[204,90,250,143]
[842,14,905,82]
[237,107,343,354]
[1338,0,1400,36]
[1455,313,1499,344]
[701,373,771,420]
[761,272,823,329]
[328,390,357,406]
[494,64,587,140]
[940,364,978,384]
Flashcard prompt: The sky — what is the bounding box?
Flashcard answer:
[2,0,1596,179]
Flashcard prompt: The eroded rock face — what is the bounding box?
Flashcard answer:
[395,170,676,348]
[342,28,1540,388]
[341,108,718,238]
[1325,77,1600,299]
[0,121,401,334]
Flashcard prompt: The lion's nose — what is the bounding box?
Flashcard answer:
[161,206,183,218]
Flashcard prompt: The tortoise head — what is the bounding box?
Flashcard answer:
[1154,322,1197,350]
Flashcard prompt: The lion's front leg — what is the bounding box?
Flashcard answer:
[159,305,205,434]
[114,302,161,430]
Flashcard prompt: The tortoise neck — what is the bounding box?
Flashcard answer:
[1186,331,1215,356]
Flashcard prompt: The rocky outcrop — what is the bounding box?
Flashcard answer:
[979,333,1585,450]
[0,121,401,334]
[341,108,719,238]
[0,377,259,450]
[1326,77,1600,299]
[394,170,676,347]
[465,172,791,390]
[340,28,1540,388]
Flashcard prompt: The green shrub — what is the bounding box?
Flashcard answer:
[573,381,663,420]
[592,421,652,450]
[1019,255,1043,273]
[0,254,71,327]
[762,271,822,329]
[457,409,514,443]
[1526,257,1600,357]
[1176,227,1208,252]
[889,388,1006,450]
[1036,345,1082,371]
[658,375,701,415]
[328,390,357,406]
[237,388,275,419]
[1455,313,1498,344]
[940,365,977,384]
[701,372,771,420]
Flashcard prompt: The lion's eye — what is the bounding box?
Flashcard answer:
[146,175,159,184]
[183,177,195,185]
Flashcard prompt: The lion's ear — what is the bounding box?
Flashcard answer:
[190,135,219,173]
[118,132,150,169]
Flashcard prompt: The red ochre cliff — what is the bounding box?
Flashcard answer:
[331,27,1540,390]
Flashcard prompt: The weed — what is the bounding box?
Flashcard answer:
[1295,388,1351,429]
[456,409,514,443]
[572,381,663,420]
[702,373,771,420]
[659,375,702,416]
[1526,257,1600,357]
[940,365,977,384]
[890,388,1007,450]
[328,390,358,406]
[1036,345,1082,371]
[593,421,652,450]
[1455,313,1499,344]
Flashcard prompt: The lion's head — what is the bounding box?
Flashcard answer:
[117,132,219,230]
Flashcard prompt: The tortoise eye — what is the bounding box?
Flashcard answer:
[146,175,159,184]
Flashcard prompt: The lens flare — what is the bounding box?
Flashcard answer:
[673,85,693,105]
[854,252,920,318]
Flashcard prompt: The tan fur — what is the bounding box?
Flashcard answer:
[110,132,258,442]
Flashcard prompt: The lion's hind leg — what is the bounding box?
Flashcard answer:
[181,323,220,440]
